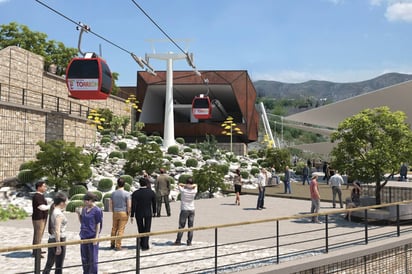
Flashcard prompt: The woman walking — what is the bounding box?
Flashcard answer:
[43,193,68,274]
[233,169,242,206]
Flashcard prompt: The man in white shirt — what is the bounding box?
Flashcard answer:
[329,170,344,208]
[174,177,197,246]
[256,168,268,210]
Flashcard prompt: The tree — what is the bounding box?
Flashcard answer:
[331,107,412,204]
[0,22,78,75]
[192,163,227,198]
[31,140,92,191]
[121,116,130,136]
[124,142,163,176]
[262,148,291,172]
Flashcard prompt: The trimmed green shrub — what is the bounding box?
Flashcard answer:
[230,158,239,163]
[103,192,113,200]
[124,183,131,192]
[91,191,103,201]
[240,162,248,168]
[66,200,84,213]
[96,201,104,209]
[101,136,111,144]
[19,161,34,171]
[173,161,183,167]
[250,167,260,176]
[69,185,87,198]
[117,142,127,150]
[138,135,147,144]
[251,162,259,167]
[116,129,123,135]
[120,175,133,185]
[17,169,35,184]
[203,155,211,161]
[164,155,172,161]
[186,158,198,168]
[178,174,192,184]
[153,136,163,145]
[217,164,229,175]
[176,137,185,145]
[70,194,85,201]
[109,151,123,159]
[167,145,179,155]
[101,129,112,136]
[240,170,249,179]
[183,147,192,153]
[98,178,113,192]
[189,144,197,149]
[125,134,134,139]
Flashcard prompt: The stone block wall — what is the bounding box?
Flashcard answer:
[0,46,132,180]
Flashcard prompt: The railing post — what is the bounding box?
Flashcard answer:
[22,88,26,105]
[214,228,218,273]
[364,209,368,245]
[325,214,329,253]
[136,237,140,274]
[34,249,41,274]
[276,220,279,264]
[396,204,400,237]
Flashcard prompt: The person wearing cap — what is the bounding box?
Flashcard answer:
[309,175,321,223]
[110,178,131,251]
[77,192,103,274]
[130,178,157,251]
[155,168,171,217]
[32,180,49,258]
[174,177,197,246]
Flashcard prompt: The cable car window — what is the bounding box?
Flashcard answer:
[100,61,112,94]
[193,98,210,108]
[67,59,99,78]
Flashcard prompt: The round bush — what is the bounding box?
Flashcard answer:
[203,155,211,161]
[153,136,163,145]
[186,158,198,168]
[17,169,35,184]
[100,136,111,144]
[116,129,123,135]
[183,147,192,153]
[90,191,102,201]
[164,155,172,161]
[19,162,33,171]
[101,129,112,136]
[95,201,104,209]
[109,151,123,159]
[240,170,249,179]
[250,167,260,176]
[173,161,183,167]
[240,162,248,168]
[120,175,133,185]
[70,194,85,201]
[251,162,259,168]
[167,145,179,155]
[189,144,197,149]
[98,178,113,192]
[66,200,84,213]
[124,183,131,192]
[178,174,192,184]
[103,192,113,200]
[138,135,147,144]
[176,137,185,145]
[117,141,127,150]
[69,185,87,198]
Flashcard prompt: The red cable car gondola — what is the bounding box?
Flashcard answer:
[192,94,212,120]
[66,52,112,100]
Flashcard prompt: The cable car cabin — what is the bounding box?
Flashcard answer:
[192,95,212,120]
[66,55,112,100]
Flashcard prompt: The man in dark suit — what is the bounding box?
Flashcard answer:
[130,178,157,250]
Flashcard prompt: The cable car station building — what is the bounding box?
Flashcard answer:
[122,70,260,155]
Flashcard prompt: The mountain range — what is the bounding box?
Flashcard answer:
[253,72,412,102]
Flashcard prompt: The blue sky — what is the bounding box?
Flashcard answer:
[1,0,412,85]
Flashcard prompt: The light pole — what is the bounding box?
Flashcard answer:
[221,116,243,153]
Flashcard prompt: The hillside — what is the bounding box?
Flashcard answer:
[254,72,412,102]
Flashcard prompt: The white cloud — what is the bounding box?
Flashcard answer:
[385,2,412,22]
[0,0,10,3]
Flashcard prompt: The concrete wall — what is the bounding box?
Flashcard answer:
[0,46,131,180]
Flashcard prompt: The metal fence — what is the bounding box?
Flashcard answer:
[2,200,412,274]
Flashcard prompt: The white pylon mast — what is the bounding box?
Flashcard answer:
[145,52,189,148]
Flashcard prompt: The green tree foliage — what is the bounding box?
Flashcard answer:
[31,140,92,191]
[193,163,227,198]
[197,134,219,158]
[0,22,78,75]
[331,107,412,204]
[121,116,130,136]
[124,142,163,176]
[263,148,291,172]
